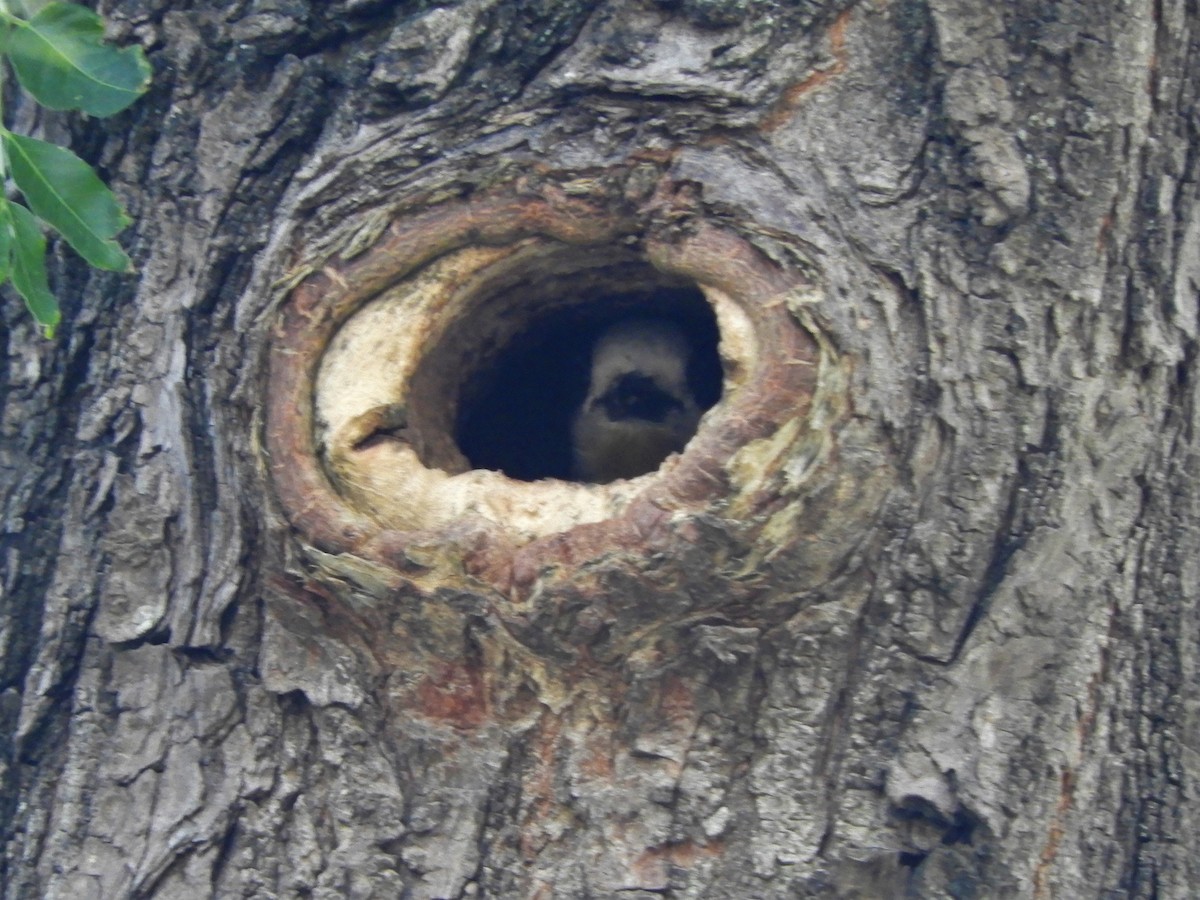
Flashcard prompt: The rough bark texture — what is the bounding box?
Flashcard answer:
[1,0,1198,897]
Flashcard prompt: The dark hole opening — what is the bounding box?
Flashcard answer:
[455,284,722,482]
[940,808,979,846]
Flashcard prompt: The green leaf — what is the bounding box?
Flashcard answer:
[5,1,150,117]
[10,1,54,16]
[0,202,12,289]
[4,131,132,271]
[3,200,60,336]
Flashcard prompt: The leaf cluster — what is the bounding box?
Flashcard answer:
[0,0,149,336]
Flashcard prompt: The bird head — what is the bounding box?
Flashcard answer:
[571,318,702,483]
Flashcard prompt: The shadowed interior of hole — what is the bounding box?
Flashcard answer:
[455,282,722,482]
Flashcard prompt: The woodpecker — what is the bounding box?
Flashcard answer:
[571,318,701,483]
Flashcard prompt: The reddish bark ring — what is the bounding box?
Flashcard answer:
[266,176,820,597]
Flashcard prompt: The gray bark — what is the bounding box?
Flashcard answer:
[1,0,1197,897]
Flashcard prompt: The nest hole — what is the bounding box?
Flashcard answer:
[410,248,723,483]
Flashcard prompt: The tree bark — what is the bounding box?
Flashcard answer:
[2,0,1197,897]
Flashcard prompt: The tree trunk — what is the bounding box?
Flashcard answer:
[2,0,1197,897]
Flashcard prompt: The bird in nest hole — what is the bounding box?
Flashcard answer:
[571,318,702,483]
